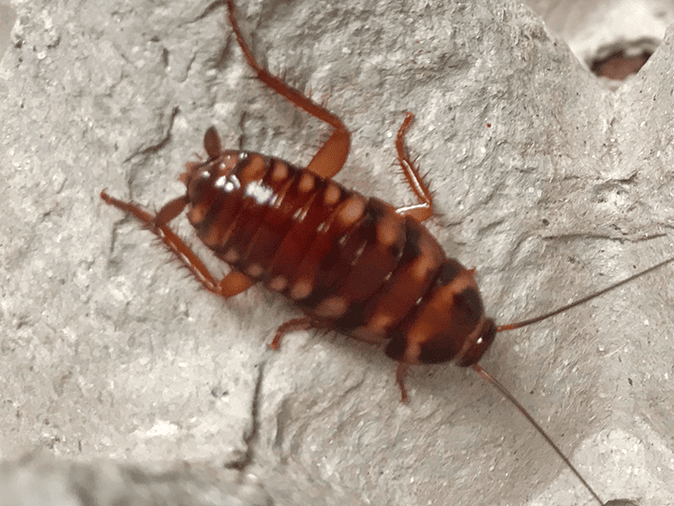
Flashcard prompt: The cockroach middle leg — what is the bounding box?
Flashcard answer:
[225,0,350,179]
[100,190,255,298]
[393,112,434,222]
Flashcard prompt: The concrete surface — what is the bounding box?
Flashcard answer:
[0,1,14,58]
[1,0,674,505]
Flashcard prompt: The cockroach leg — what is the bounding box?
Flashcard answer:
[100,190,254,299]
[217,271,255,297]
[155,195,189,227]
[395,362,411,403]
[225,0,350,179]
[305,127,351,179]
[269,317,314,350]
[392,112,434,222]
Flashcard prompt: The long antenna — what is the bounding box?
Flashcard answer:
[473,254,674,505]
[473,363,604,505]
[497,254,674,332]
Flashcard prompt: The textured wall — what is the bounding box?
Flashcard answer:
[1,1,673,505]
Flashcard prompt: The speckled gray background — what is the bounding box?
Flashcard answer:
[1,1,674,505]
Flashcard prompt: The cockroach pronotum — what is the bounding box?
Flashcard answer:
[99,1,673,504]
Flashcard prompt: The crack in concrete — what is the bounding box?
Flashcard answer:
[225,360,265,471]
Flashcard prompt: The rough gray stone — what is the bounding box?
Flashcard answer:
[1,0,673,505]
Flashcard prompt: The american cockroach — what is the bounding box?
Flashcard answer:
[99,1,674,504]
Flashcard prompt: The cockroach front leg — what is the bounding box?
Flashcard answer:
[100,190,254,298]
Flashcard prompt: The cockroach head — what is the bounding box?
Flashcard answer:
[180,126,239,204]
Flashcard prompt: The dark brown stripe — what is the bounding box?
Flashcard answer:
[452,286,483,328]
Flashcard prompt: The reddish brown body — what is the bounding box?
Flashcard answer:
[184,146,494,367]
[100,0,496,400]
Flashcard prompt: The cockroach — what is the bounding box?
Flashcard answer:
[99,1,674,504]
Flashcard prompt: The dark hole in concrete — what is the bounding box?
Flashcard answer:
[604,500,639,506]
[591,49,652,80]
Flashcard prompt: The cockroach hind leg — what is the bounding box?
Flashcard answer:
[395,362,410,403]
[226,0,350,180]
[268,317,313,350]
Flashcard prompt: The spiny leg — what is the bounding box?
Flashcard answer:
[394,112,434,222]
[225,0,350,179]
[100,190,254,298]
